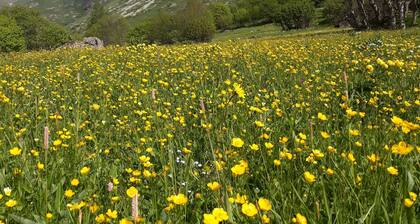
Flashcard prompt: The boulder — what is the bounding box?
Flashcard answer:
[83,37,104,48]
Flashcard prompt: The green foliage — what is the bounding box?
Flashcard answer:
[0,15,26,53]
[177,0,216,42]
[85,1,128,45]
[272,0,316,30]
[323,0,345,26]
[127,22,151,45]
[209,3,234,30]
[0,6,70,50]
[132,0,216,44]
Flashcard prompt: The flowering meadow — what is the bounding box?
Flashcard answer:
[0,29,419,224]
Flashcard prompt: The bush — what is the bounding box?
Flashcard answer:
[147,11,180,44]
[323,0,345,26]
[177,0,216,42]
[0,15,26,52]
[209,3,234,30]
[127,22,151,45]
[86,14,128,45]
[0,6,71,50]
[272,0,315,30]
[85,2,128,45]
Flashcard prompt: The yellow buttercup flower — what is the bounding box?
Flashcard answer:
[231,138,244,148]
[5,199,17,208]
[387,166,398,176]
[391,141,414,155]
[317,112,327,121]
[231,160,248,176]
[207,182,221,191]
[292,213,307,224]
[9,147,22,156]
[126,186,138,198]
[241,202,258,217]
[106,209,118,219]
[80,166,90,175]
[258,198,272,211]
[303,171,316,184]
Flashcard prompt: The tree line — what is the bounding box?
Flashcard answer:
[0,0,419,52]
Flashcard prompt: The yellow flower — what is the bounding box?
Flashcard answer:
[106,209,118,219]
[9,147,22,156]
[261,214,270,223]
[241,202,258,217]
[317,112,327,121]
[231,138,244,148]
[233,83,245,98]
[349,129,360,136]
[71,179,80,186]
[409,192,417,201]
[126,186,138,198]
[95,214,106,223]
[212,208,229,222]
[255,120,265,127]
[249,144,259,151]
[119,218,133,224]
[207,182,221,191]
[387,166,398,176]
[4,187,12,196]
[203,214,218,224]
[264,142,274,149]
[37,162,45,170]
[80,166,90,175]
[53,139,62,147]
[303,171,316,184]
[292,213,307,224]
[366,64,374,73]
[168,193,188,205]
[403,198,414,208]
[64,189,75,198]
[391,141,414,155]
[231,160,248,176]
[258,198,272,211]
[5,199,17,208]
[326,168,334,176]
[92,103,101,111]
[320,131,330,139]
[46,213,53,219]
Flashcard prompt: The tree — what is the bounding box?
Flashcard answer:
[209,3,234,30]
[272,0,315,30]
[344,0,416,29]
[147,10,179,44]
[0,6,70,50]
[85,1,128,45]
[323,0,345,26]
[176,0,216,42]
[0,15,26,52]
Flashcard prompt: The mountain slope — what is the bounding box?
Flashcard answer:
[0,0,225,29]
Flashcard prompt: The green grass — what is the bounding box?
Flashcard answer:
[213,24,352,41]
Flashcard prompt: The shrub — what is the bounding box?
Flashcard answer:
[177,0,216,42]
[323,0,345,26]
[272,0,315,30]
[0,15,26,52]
[0,6,70,50]
[85,2,128,45]
[209,3,234,30]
